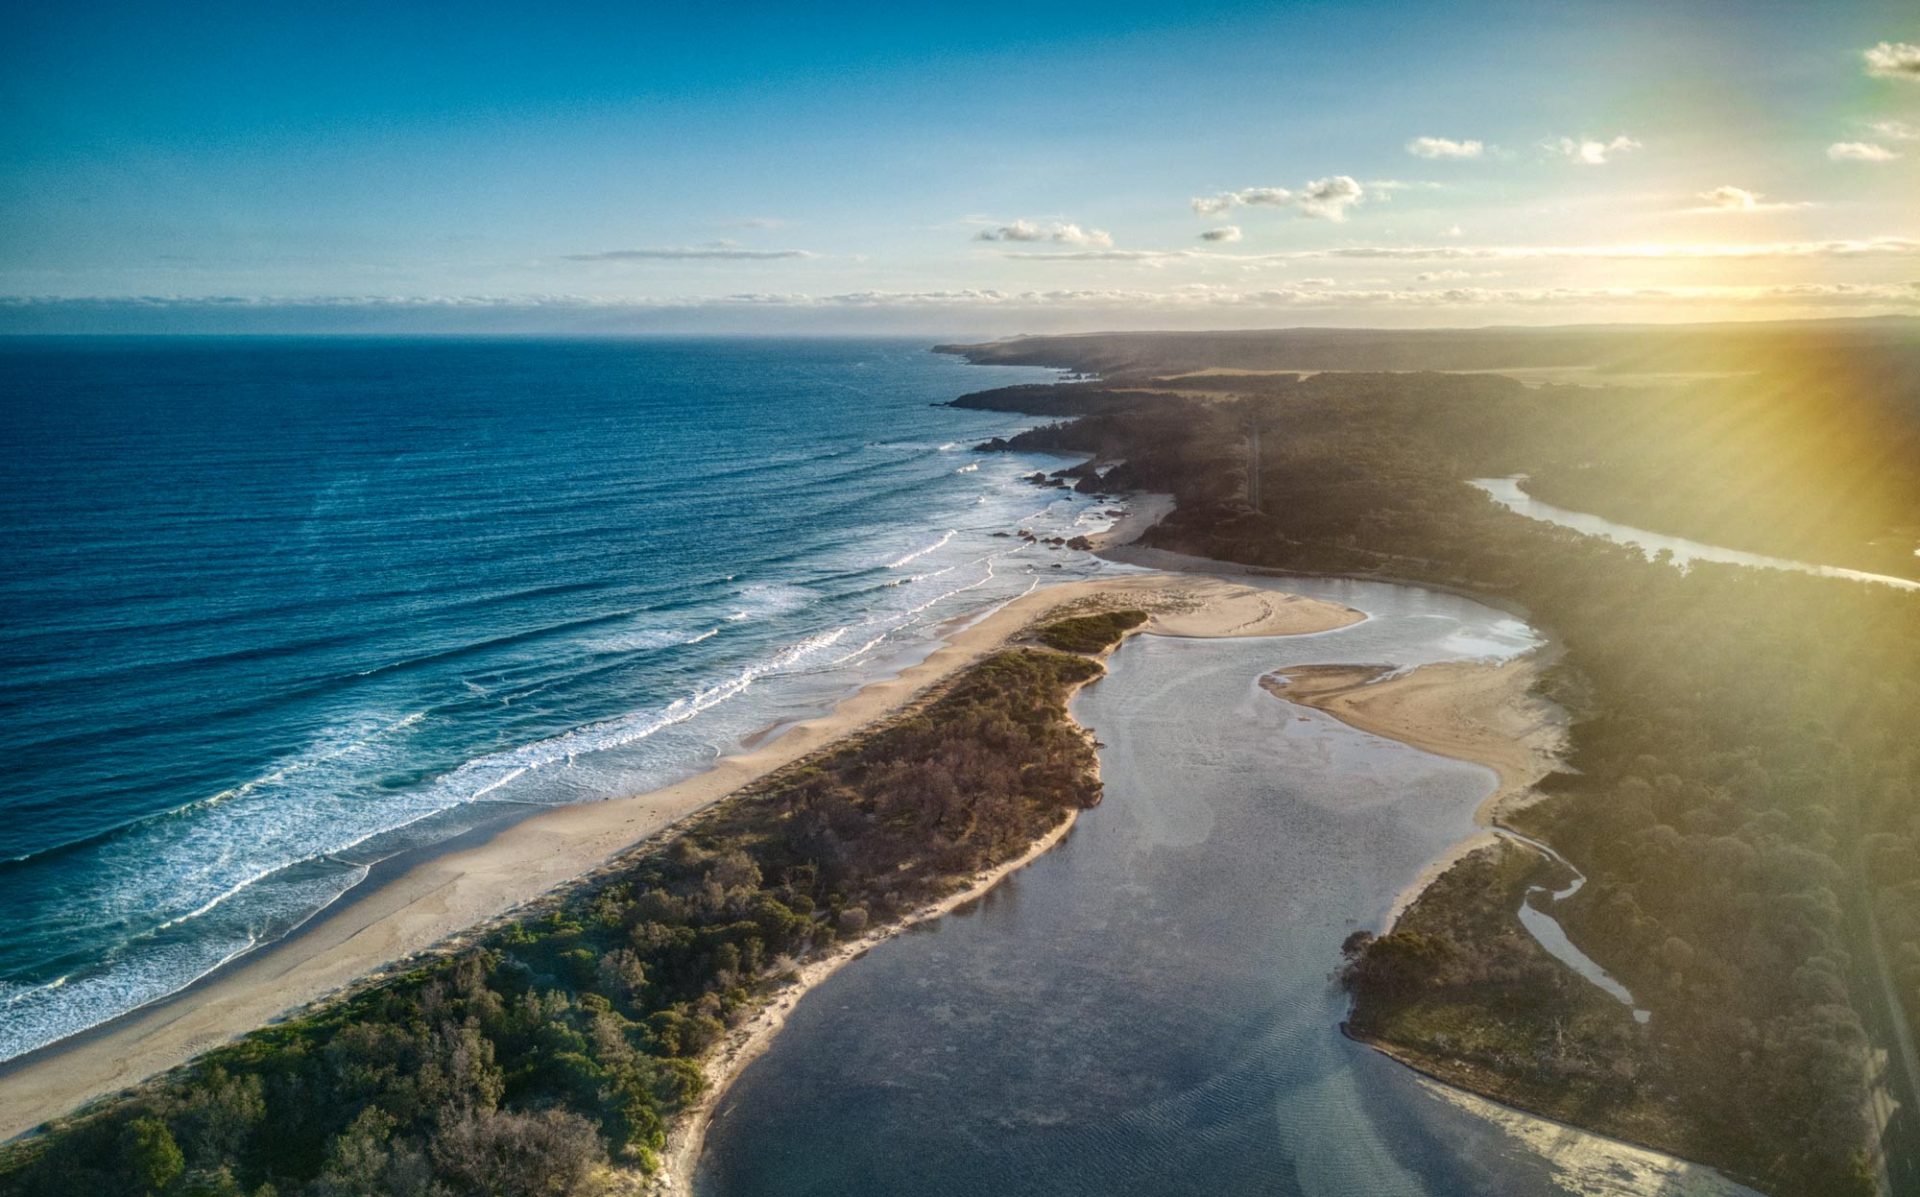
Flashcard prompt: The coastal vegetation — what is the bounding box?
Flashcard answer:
[952,351,1919,1196]
[0,647,1107,1197]
[1031,609,1147,655]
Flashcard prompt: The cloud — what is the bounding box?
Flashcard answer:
[1869,119,1920,140]
[1003,236,1920,264]
[1191,187,1293,216]
[1318,237,1920,260]
[13,283,1915,319]
[1700,186,1761,211]
[564,246,815,260]
[1542,135,1641,164]
[973,220,1114,247]
[1296,176,1366,220]
[1828,141,1899,162]
[1864,41,1920,80]
[1680,185,1812,214]
[1199,225,1243,242]
[1406,136,1484,159]
[1193,176,1366,222]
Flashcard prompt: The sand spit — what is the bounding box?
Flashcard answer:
[0,572,1357,1147]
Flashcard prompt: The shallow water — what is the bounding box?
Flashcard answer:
[1471,475,1920,591]
[698,578,1739,1196]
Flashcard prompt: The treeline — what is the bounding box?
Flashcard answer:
[1515,366,1920,579]
[938,319,1920,390]
[980,369,1919,1195]
[0,648,1105,1197]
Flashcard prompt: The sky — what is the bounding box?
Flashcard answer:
[2,0,1917,333]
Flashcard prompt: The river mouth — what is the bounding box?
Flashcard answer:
[694,576,1744,1196]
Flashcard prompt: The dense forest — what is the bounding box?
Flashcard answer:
[0,647,1110,1197]
[968,363,1920,1196]
[940,316,1920,384]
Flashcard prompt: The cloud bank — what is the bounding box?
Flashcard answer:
[9,283,1913,320]
[1002,236,1920,264]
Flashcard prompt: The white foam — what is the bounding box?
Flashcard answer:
[886,529,956,569]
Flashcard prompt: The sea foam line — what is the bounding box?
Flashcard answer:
[886,529,956,569]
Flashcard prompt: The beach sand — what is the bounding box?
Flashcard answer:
[1260,656,1568,924]
[0,568,1359,1145]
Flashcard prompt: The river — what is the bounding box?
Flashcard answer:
[1471,476,1920,592]
[696,575,1752,1196]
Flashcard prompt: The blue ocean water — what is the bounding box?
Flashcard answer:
[0,336,1116,1062]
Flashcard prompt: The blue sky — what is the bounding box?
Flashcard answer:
[3,0,1917,332]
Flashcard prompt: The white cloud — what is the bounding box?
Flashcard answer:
[735,282,1920,311]
[1002,236,1920,264]
[1296,176,1365,220]
[1191,176,1366,222]
[1681,185,1812,214]
[1864,41,1920,80]
[563,246,816,260]
[974,220,1114,247]
[1542,135,1641,164]
[1827,141,1899,162]
[1869,119,1920,140]
[1406,136,1484,159]
[1199,226,1243,242]
[22,282,1915,316]
[1702,186,1761,211]
[1319,237,1920,260]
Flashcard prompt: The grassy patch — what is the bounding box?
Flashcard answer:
[1033,609,1148,654]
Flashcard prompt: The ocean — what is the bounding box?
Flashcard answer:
[0,336,1111,1063]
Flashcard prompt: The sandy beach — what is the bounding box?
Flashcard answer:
[0,563,1359,1145]
[1260,656,1568,924]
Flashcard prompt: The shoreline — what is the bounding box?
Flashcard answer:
[0,551,1360,1144]
[1258,655,1568,926]
[652,572,1361,1192]
[657,808,1082,1193]
[1341,1026,1759,1197]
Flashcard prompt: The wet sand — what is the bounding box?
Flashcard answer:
[1260,657,1567,924]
